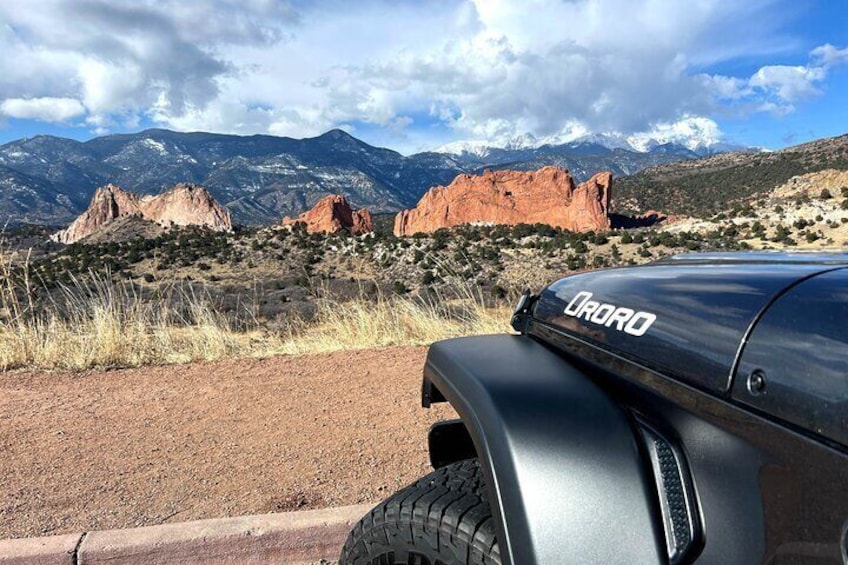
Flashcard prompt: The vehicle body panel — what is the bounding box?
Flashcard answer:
[533,260,843,393]
[423,334,665,565]
[733,268,848,447]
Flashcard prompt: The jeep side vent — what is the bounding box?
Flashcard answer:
[638,422,701,564]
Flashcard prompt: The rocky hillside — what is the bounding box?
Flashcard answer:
[52,183,231,244]
[394,167,612,236]
[0,128,703,226]
[615,134,848,216]
[664,168,848,249]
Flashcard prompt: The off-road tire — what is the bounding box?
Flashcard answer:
[339,458,501,565]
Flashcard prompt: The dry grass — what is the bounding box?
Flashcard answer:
[0,251,511,372]
[0,266,260,371]
[276,286,511,356]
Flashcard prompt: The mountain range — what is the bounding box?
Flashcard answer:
[0,128,723,227]
[435,132,748,159]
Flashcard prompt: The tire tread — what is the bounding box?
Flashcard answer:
[340,459,500,565]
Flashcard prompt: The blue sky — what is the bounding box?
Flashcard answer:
[1,0,847,153]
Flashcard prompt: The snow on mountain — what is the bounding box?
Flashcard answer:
[570,133,637,151]
[625,117,723,153]
[433,140,495,158]
[434,117,746,156]
[435,133,540,157]
[0,124,745,227]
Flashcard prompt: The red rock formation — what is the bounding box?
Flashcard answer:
[52,183,232,244]
[50,184,143,244]
[393,167,612,236]
[140,183,232,232]
[282,195,373,235]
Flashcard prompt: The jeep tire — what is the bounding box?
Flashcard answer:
[339,458,501,565]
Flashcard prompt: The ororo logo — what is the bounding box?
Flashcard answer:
[564,291,656,336]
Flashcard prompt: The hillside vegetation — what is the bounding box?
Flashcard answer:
[615,134,848,215]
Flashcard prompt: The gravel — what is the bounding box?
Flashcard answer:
[0,347,455,539]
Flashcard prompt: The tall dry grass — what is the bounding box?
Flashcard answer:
[0,250,511,372]
[276,284,511,356]
[0,263,259,371]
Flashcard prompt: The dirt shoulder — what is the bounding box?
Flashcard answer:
[0,347,455,539]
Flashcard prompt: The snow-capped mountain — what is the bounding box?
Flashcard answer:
[435,133,542,158]
[435,118,753,157]
[433,140,497,159]
[0,128,466,226]
[625,117,756,155]
[570,133,636,152]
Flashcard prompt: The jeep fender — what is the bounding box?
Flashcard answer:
[422,334,665,565]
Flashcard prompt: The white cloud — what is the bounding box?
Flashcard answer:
[749,65,826,102]
[0,97,85,122]
[697,42,845,118]
[701,75,753,101]
[627,116,723,151]
[0,0,296,129]
[811,43,848,68]
[290,0,831,149]
[0,0,845,152]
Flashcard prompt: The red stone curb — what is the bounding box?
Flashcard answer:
[0,504,372,565]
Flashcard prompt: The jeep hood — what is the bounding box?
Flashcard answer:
[529,252,848,394]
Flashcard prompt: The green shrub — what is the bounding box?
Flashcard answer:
[392,281,409,295]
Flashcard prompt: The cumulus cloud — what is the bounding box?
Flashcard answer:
[628,116,724,151]
[811,44,848,68]
[0,0,845,151]
[288,0,844,148]
[0,0,297,128]
[700,43,845,117]
[749,65,826,104]
[0,97,86,122]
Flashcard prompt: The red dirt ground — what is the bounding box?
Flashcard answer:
[0,347,456,539]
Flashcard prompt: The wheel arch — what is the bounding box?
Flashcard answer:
[422,334,666,565]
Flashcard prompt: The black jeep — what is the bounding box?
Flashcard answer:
[341,252,848,564]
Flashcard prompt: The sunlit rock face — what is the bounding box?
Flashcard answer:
[393,167,612,236]
[52,183,232,244]
[282,194,373,235]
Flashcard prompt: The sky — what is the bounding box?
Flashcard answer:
[0,0,847,154]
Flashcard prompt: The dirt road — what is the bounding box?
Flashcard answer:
[0,347,456,539]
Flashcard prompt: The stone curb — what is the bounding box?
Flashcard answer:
[0,533,80,565]
[0,504,372,565]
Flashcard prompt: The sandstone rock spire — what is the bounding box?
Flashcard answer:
[282,194,373,235]
[52,183,232,244]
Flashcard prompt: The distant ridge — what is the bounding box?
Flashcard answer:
[614,134,848,216]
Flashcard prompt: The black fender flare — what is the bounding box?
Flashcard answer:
[422,334,665,565]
